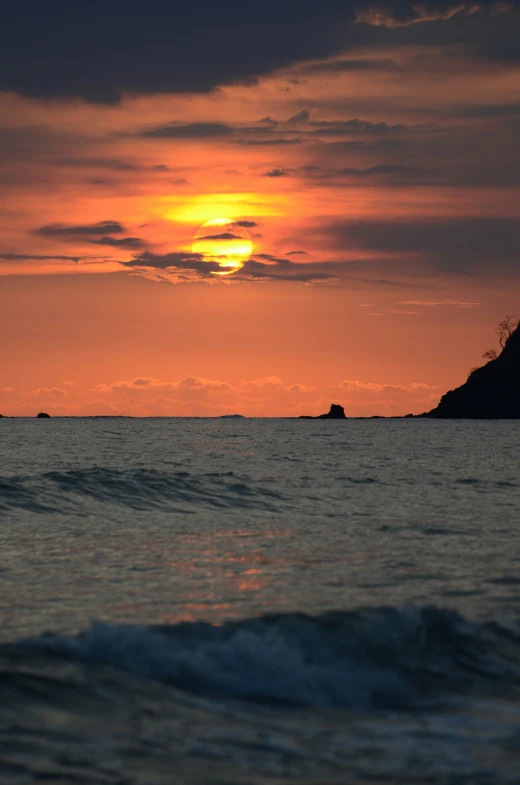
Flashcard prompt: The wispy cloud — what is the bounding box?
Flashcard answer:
[399,300,481,308]
[0,252,82,263]
[139,122,234,139]
[96,376,232,394]
[26,387,68,398]
[355,4,481,29]
[338,380,436,393]
[34,221,125,238]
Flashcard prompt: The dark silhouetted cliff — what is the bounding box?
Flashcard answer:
[428,324,520,418]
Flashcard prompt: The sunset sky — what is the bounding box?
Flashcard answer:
[1,0,519,416]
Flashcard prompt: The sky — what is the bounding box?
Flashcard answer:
[1,0,519,416]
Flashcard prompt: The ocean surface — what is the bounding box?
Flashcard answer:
[0,417,519,784]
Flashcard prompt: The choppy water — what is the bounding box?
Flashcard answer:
[0,418,519,783]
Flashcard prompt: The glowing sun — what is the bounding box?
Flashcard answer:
[192,218,253,275]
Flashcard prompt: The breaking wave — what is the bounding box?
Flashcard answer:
[12,605,520,711]
[3,606,520,784]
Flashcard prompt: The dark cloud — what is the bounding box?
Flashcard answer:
[86,178,117,187]
[124,251,232,274]
[309,116,520,187]
[0,2,516,103]
[233,220,259,228]
[31,221,145,252]
[324,139,407,152]
[0,252,81,263]
[34,221,125,238]
[459,102,520,118]
[310,118,409,135]
[288,110,311,124]
[0,127,86,162]
[254,253,290,263]
[287,250,309,256]
[241,258,333,283]
[122,249,332,283]
[240,256,406,286]
[302,57,398,73]
[237,138,302,146]
[258,116,279,127]
[88,236,146,249]
[56,157,141,171]
[339,164,424,176]
[354,3,485,28]
[139,122,234,139]
[227,124,306,148]
[196,233,242,241]
[121,247,433,287]
[56,157,171,172]
[325,217,520,275]
[351,2,519,64]
[264,168,292,177]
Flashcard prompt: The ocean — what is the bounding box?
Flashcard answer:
[0,417,519,784]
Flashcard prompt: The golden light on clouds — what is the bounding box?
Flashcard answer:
[192,218,253,274]
[1,0,520,418]
[162,192,285,224]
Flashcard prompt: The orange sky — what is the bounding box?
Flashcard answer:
[1,3,519,416]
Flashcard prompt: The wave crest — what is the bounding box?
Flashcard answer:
[0,467,283,514]
[16,606,520,711]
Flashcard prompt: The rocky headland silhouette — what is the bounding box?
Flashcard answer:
[300,404,347,420]
[426,322,519,419]
[2,323,517,421]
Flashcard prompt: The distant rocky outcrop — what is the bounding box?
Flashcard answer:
[319,404,347,419]
[0,414,4,418]
[300,404,347,420]
[36,412,51,418]
[427,324,520,419]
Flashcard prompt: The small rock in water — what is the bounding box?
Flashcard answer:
[36,412,51,418]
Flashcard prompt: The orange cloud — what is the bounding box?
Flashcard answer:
[0,5,519,416]
[96,376,232,395]
[338,380,436,393]
[26,387,68,398]
[355,4,480,28]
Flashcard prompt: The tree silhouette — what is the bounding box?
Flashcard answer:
[497,316,519,349]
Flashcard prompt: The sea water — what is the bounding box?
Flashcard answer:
[0,418,519,783]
